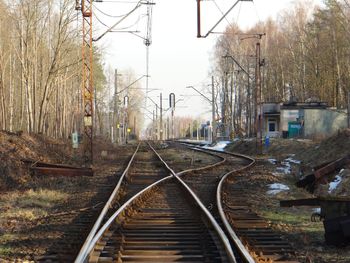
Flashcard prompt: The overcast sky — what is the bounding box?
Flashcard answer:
[94,0,322,124]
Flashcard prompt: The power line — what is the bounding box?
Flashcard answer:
[93,3,136,18]
[197,0,253,38]
[252,0,262,25]
[113,14,144,31]
[236,0,242,25]
[213,0,235,29]
[93,0,143,41]
[97,0,140,3]
[94,13,111,28]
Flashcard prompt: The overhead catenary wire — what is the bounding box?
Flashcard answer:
[112,14,145,31]
[97,0,140,3]
[94,12,111,28]
[213,0,235,29]
[93,2,138,18]
[236,0,242,25]
[252,0,262,25]
[200,0,253,38]
[93,0,144,41]
[93,1,146,30]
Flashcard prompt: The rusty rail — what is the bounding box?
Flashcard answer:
[76,142,237,263]
[75,143,141,262]
[23,159,93,177]
[179,141,299,262]
[297,155,350,190]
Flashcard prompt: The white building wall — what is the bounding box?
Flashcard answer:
[303,109,347,137]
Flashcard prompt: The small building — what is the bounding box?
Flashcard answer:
[262,102,348,138]
[263,103,281,138]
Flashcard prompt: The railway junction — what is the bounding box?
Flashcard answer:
[1,0,350,262]
[1,131,350,262]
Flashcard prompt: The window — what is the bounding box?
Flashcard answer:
[268,118,277,132]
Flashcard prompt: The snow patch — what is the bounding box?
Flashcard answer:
[312,207,321,214]
[328,169,344,193]
[267,183,290,195]
[276,166,291,174]
[202,141,231,152]
[273,155,301,175]
[268,159,277,165]
[285,157,301,164]
[183,139,209,144]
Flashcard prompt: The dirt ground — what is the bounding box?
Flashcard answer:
[225,129,350,262]
[1,130,350,262]
[0,131,75,191]
[155,143,222,173]
[0,131,135,261]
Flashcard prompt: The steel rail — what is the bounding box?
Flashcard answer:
[148,143,237,263]
[214,149,297,262]
[75,143,141,263]
[182,144,293,262]
[82,175,173,262]
[176,146,226,176]
[177,142,256,262]
[78,142,238,262]
[173,173,237,263]
[215,150,256,263]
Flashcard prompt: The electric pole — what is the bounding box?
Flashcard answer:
[212,76,216,143]
[221,75,226,138]
[230,71,234,138]
[348,91,350,128]
[255,42,263,155]
[133,116,136,139]
[114,69,121,144]
[169,93,175,140]
[160,93,163,141]
[80,0,93,166]
[247,59,251,137]
[156,106,158,140]
[152,110,155,140]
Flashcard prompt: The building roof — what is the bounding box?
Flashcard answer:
[281,101,328,109]
[263,112,280,116]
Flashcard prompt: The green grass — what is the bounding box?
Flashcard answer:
[0,245,12,256]
[261,209,309,224]
[261,208,324,233]
[0,234,16,256]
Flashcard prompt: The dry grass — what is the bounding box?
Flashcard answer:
[0,189,68,221]
[261,206,350,263]
[0,189,68,259]
[158,147,221,173]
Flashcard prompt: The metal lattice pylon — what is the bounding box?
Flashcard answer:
[81,0,93,166]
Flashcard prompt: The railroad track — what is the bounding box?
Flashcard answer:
[76,142,235,262]
[175,141,299,262]
[117,144,168,204]
[35,146,137,262]
[74,141,298,263]
[220,164,298,263]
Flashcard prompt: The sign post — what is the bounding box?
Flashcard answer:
[72,132,79,149]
